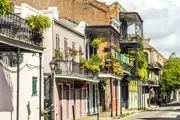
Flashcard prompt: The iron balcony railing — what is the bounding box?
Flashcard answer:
[55,60,94,78]
[0,13,42,46]
[120,34,143,43]
[143,80,159,86]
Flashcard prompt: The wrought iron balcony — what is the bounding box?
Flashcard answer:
[143,80,159,87]
[0,13,42,47]
[55,60,94,78]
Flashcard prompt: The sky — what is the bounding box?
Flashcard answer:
[98,0,180,58]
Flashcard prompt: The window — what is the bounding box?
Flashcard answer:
[64,38,68,60]
[64,38,68,50]
[32,77,37,95]
[72,42,75,49]
[79,46,82,58]
[56,34,60,49]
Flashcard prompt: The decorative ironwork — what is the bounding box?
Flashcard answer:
[0,53,23,67]
[0,13,42,46]
[55,60,94,78]
[119,12,143,43]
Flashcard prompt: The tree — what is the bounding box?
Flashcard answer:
[160,52,180,95]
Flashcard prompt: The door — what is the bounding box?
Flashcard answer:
[58,85,62,120]
[80,89,82,117]
[66,85,70,119]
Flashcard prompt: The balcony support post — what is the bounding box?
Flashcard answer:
[16,48,20,120]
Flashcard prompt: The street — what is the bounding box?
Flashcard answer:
[121,102,180,120]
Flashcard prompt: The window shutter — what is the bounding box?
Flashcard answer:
[32,77,37,95]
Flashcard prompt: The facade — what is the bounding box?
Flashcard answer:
[12,0,124,25]
[85,23,122,116]
[0,3,44,120]
[42,9,99,120]
[143,38,166,106]
[119,12,144,110]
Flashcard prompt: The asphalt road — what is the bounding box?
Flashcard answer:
[121,102,180,120]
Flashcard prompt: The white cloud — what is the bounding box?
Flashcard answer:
[98,0,180,58]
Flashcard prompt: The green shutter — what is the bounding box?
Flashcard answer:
[32,77,37,95]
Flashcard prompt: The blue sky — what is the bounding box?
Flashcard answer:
[98,0,180,58]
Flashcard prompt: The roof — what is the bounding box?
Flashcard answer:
[59,18,78,29]
[86,0,109,12]
[119,11,143,23]
[144,42,167,62]
[54,18,85,37]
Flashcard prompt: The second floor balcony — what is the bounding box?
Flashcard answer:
[55,60,97,81]
[0,13,43,53]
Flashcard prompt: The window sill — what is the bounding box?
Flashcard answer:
[31,94,38,97]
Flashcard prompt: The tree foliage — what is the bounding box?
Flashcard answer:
[0,0,12,15]
[160,52,180,93]
[138,50,148,81]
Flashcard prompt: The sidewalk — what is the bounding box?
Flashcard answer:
[76,109,139,120]
[76,105,159,120]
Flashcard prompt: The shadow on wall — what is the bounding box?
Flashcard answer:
[0,60,14,112]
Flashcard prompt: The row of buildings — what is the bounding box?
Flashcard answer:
[0,0,168,120]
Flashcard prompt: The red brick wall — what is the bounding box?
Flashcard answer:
[12,0,111,25]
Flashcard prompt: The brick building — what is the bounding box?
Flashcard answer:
[12,0,125,25]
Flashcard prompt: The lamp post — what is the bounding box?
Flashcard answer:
[49,57,57,120]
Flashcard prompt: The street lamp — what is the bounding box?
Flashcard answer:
[49,58,57,71]
[49,57,57,120]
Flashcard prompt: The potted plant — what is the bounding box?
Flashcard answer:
[67,47,79,57]
[91,39,101,48]
[80,58,86,69]
[79,49,84,55]
[54,48,64,60]
[0,0,12,15]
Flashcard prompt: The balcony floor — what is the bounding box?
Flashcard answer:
[0,33,44,53]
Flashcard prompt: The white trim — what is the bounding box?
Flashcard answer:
[55,75,99,83]
[98,73,121,80]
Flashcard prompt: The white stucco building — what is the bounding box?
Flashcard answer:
[0,4,44,120]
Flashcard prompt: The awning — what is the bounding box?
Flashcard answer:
[55,75,99,83]
[98,72,121,80]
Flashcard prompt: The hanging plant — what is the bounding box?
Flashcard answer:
[80,58,86,69]
[91,39,101,48]
[111,45,121,53]
[103,47,110,52]
[26,15,51,33]
[0,0,12,15]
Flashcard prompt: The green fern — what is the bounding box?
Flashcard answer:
[26,15,51,33]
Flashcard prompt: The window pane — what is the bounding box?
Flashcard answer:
[56,34,60,49]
